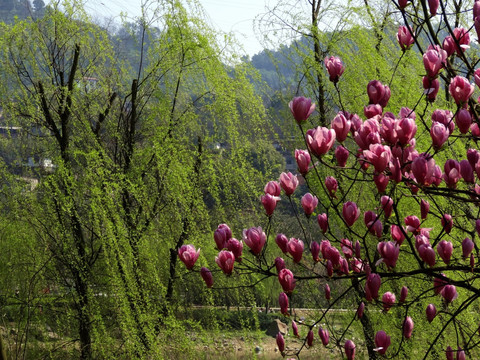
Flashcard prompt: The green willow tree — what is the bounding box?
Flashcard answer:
[0,0,275,358]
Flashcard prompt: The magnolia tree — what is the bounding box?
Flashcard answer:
[180,1,480,359]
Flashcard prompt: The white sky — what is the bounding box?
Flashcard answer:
[80,0,268,56]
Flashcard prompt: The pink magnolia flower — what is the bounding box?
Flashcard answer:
[380,196,393,218]
[348,112,363,133]
[432,109,455,133]
[306,126,336,157]
[351,258,364,273]
[455,109,472,134]
[343,201,360,226]
[475,0,480,20]
[446,346,454,360]
[412,153,436,185]
[324,283,331,300]
[325,246,341,267]
[377,241,400,268]
[374,173,389,193]
[365,273,381,301]
[264,180,281,196]
[325,176,338,197]
[214,223,232,250]
[405,215,421,233]
[449,76,475,105]
[475,68,480,88]
[437,240,453,264]
[399,107,415,119]
[289,96,315,123]
[476,16,480,47]
[357,302,365,319]
[428,0,439,15]
[400,286,408,303]
[443,159,461,188]
[460,160,474,183]
[426,303,437,322]
[301,193,318,216]
[324,56,344,83]
[398,0,409,9]
[335,145,349,167]
[276,332,285,353]
[430,122,450,149]
[457,347,466,360]
[476,219,480,237]
[178,245,200,270]
[279,292,289,315]
[443,38,455,56]
[382,291,396,311]
[326,260,333,277]
[215,250,235,275]
[278,268,296,294]
[433,164,443,186]
[275,233,289,254]
[453,27,470,55]
[364,211,383,238]
[331,112,351,142]
[295,149,311,176]
[476,161,480,179]
[355,240,361,258]
[311,241,320,262]
[389,158,402,183]
[415,233,430,250]
[279,172,298,196]
[421,199,430,219]
[320,240,332,259]
[374,330,391,355]
[363,144,392,173]
[226,238,243,262]
[354,118,381,149]
[275,257,286,272]
[364,104,383,119]
[390,225,405,245]
[243,227,266,255]
[423,76,440,102]
[318,327,329,346]
[288,238,304,263]
[397,25,415,51]
[462,237,474,258]
[367,80,391,108]
[339,257,349,275]
[379,116,397,145]
[200,267,213,288]
[403,316,414,339]
[467,148,480,168]
[261,193,279,216]
[345,340,356,360]
[423,47,447,79]
[292,320,299,337]
[317,213,328,233]
[441,284,458,303]
[441,214,453,234]
[419,244,436,267]
[396,117,417,145]
[341,238,353,259]
[307,329,314,346]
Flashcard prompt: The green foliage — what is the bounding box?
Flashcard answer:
[0,0,278,358]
